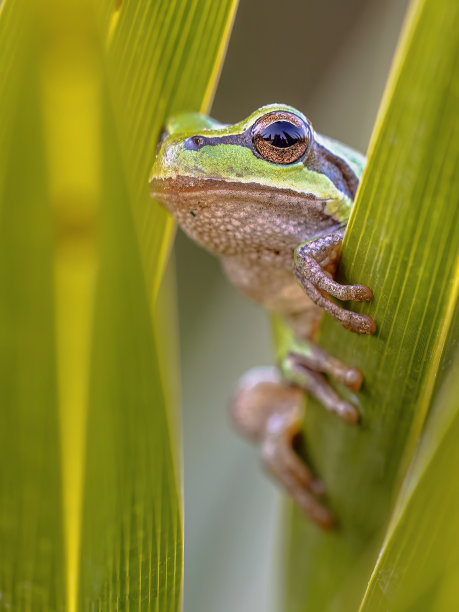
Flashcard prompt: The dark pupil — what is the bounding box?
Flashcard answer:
[260,121,303,148]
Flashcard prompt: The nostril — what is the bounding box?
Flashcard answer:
[185,136,206,151]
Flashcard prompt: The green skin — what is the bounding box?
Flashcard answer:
[150,104,376,529]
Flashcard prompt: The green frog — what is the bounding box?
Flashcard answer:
[149,104,376,529]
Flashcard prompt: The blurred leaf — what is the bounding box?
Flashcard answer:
[0,0,238,610]
[0,6,65,609]
[284,0,458,609]
[0,0,25,196]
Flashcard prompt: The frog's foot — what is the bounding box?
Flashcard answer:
[282,352,358,424]
[290,336,363,391]
[294,230,376,335]
[231,366,334,530]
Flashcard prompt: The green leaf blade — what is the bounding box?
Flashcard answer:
[105,0,239,297]
[0,0,239,609]
[0,9,66,609]
[284,0,459,609]
[360,329,459,611]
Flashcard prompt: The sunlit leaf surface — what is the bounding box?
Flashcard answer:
[360,313,459,611]
[284,0,458,609]
[0,0,238,610]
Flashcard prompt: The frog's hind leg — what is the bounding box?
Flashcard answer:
[282,353,358,424]
[280,334,362,425]
[231,366,333,530]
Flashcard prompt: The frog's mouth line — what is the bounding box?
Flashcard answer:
[149,176,334,218]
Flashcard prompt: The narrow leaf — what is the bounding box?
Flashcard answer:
[0,1,238,610]
[284,0,459,609]
[360,313,459,611]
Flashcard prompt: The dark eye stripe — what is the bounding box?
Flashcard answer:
[184,131,251,151]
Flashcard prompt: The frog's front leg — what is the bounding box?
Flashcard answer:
[294,229,376,334]
[231,366,334,530]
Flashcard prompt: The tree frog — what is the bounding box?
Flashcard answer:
[149,104,376,529]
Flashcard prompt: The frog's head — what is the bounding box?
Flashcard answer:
[149,104,363,258]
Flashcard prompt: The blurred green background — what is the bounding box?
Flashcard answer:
[175,1,411,611]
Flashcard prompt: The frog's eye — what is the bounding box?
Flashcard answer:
[252,111,312,164]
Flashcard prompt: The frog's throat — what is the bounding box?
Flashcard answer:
[149,176,344,223]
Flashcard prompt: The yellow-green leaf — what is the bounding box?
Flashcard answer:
[0,0,238,610]
[284,0,458,609]
[360,314,459,611]
[105,0,239,299]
